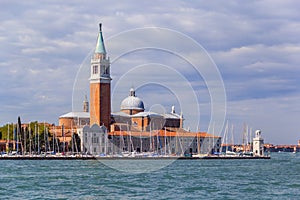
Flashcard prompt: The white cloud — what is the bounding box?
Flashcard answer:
[227,94,300,144]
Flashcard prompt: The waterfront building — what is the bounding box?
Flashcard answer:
[111,88,183,132]
[81,124,108,155]
[43,23,222,156]
[253,130,264,156]
[78,23,222,156]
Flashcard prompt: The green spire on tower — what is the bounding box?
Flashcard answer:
[95,23,106,54]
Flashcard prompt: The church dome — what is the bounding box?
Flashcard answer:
[120,88,144,111]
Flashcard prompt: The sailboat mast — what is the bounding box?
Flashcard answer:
[47,126,51,153]
[130,129,134,152]
[71,124,74,154]
[156,129,159,154]
[24,125,26,155]
[105,128,107,155]
[242,123,246,153]
[13,123,15,151]
[37,125,40,154]
[126,123,130,152]
[62,124,65,154]
[249,127,252,152]
[212,123,215,154]
[52,126,55,153]
[149,126,152,152]
[7,123,10,153]
[226,122,229,153]
[74,131,78,154]
[231,123,234,152]
[43,122,46,153]
[16,122,19,153]
[140,131,142,153]
[197,132,200,155]
[223,121,228,153]
[34,124,37,154]
[168,132,171,154]
[29,123,32,155]
[7,123,9,153]
[120,125,123,152]
[55,128,59,153]
[164,127,167,155]
[212,122,215,154]
[196,125,200,155]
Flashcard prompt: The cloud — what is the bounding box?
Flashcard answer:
[212,43,300,104]
[226,94,300,144]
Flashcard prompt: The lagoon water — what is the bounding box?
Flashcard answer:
[0,153,299,199]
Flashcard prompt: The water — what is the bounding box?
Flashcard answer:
[0,153,299,199]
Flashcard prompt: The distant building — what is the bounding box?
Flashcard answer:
[81,124,107,155]
[111,88,183,132]
[60,23,221,156]
[59,95,90,127]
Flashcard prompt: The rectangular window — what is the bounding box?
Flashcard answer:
[92,137,99,144]
[93,65,98,74]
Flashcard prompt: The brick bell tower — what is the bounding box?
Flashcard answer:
[90,23,111,130]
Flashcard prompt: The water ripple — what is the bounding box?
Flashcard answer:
[0,153,299,199]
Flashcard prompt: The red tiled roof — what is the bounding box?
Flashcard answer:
[109,130,220,138]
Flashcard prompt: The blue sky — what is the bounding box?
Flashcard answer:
[0,0,300,144]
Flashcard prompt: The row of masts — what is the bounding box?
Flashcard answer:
[5,120,79,155]
[4,119,256,157]
[5,119,254,157]
[111,123,217,156]
[221,120,255,153]
[113,124,180,155]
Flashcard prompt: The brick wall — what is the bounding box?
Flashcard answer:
[90,82,111,131]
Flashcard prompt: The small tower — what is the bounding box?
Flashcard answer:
[83,95,89,112]
[253,130,264,157]
[171,105,175,114]
[179,112,183,129]
[130,87,135,97]
[89,23,111,130]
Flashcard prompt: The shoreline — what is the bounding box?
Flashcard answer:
[0,156,271,160]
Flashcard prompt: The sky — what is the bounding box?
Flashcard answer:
[0,0,300,144]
